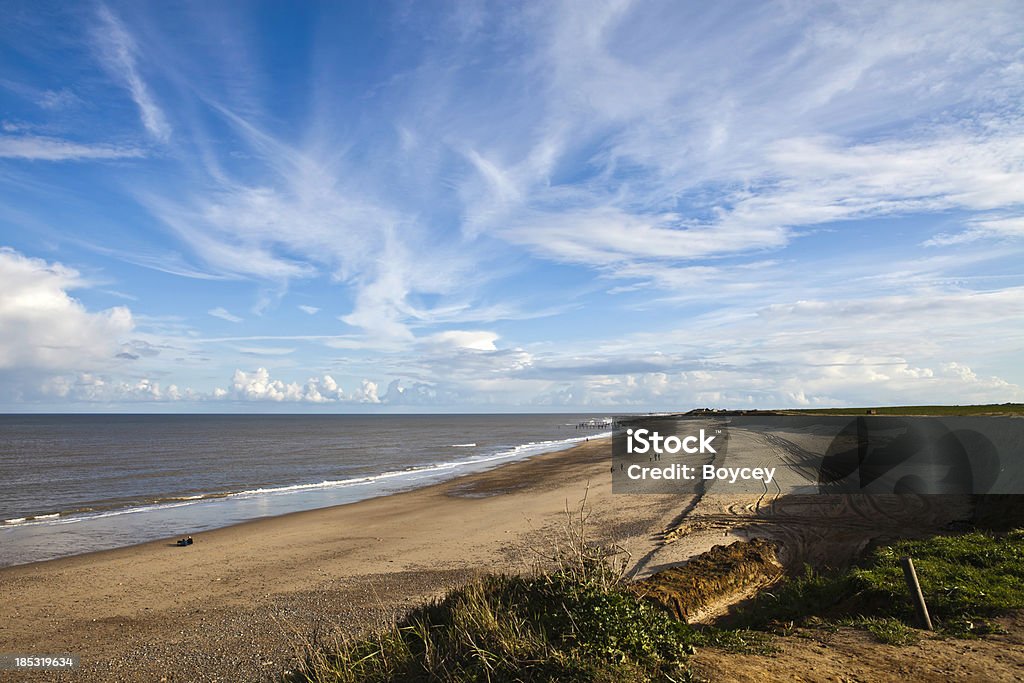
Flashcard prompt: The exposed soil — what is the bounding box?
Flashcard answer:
[631,538,782,622]
[691,610,1024,682]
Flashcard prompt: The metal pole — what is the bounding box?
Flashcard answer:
[900,556,933,630]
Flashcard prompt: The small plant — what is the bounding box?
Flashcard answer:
[842,617,920,646]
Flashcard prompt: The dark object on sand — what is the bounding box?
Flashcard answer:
[176,536,194,547]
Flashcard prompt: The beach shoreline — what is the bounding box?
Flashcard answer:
[0,422,612,569]
[1,436,694,682]
[0,427,987,682]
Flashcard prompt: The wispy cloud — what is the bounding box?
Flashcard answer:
[36,88,81,110]
[2,1,1023,409]
[924,216,1024,247]
[236,346,295,356]
[134,106,482,343]
[207,307,243,323]
[0,135,143,161]
[94,5,171,142]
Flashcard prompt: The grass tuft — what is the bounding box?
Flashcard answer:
[736,529,1024,639]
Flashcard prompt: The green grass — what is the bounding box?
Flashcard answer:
[288,494,720,682]
[737,529,1024,639]
[787,403,1024,416]
[841,617,921,646]
[286,513,1024,680]
[288,567,708,682]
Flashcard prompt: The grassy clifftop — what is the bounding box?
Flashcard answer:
[286,526,1024,682]
[787,403,1024,416]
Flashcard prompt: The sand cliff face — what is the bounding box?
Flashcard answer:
[631,538,783,623]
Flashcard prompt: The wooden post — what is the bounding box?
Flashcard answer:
[900,556,933,630]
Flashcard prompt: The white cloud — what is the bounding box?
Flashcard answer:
[453,1,1024,273]
[217,367,381,403]
[924,215,1024,247]
[6,2,1023,411]
[427,330,499,351]
[351,379,381,403]
[382,379,456,406]
[208,307,243,323]
[137,132,475,343]
[0,248,133,372]
[476,126,1024,272]
[527,360,1020,409]
[94,5,171,141]
[37,88,81,110]
[0,135,144,161]
[38,373,194,402]
[236,346,294,356]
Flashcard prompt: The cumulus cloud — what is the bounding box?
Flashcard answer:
[298,305,320,315]
[218,367,381,403]
[382,379,457,406]
[0,248,133,372]
[38,373,194,402]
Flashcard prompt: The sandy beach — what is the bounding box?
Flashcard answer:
[3,431,1014,682]
[0,437,692,682]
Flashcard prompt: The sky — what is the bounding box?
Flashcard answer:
[0,0,1022,412]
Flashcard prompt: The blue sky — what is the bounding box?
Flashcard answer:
[1,0,1022,411]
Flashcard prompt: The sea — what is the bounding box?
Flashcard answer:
[0,414,612,568]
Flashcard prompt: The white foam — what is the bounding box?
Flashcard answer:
[0,431,611,531]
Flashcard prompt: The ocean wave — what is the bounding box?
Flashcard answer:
[0,430,610,531]
[450,443,477,447]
